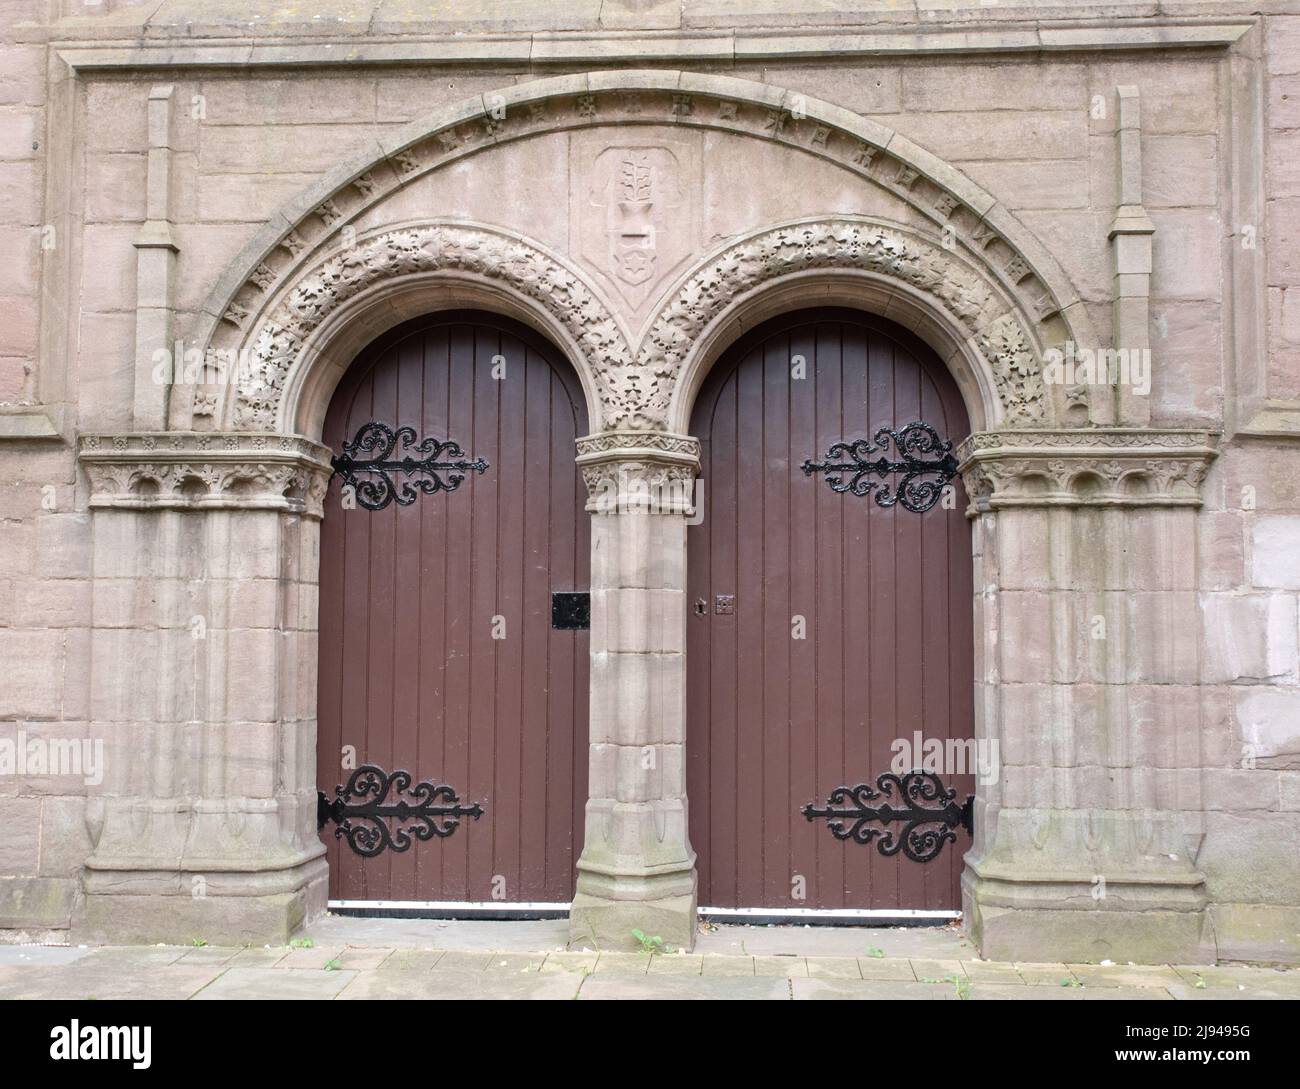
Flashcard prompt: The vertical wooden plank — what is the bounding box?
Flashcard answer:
[786,322,818,913]
[761,335,791,905]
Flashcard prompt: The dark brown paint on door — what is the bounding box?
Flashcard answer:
[318,312,589,904]
[686,309,974,911]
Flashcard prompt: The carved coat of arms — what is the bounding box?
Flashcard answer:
[578,140,692,311]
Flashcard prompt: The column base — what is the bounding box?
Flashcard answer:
[74,857,328,946]
[569,854,698,952]
[569,886,698,952]
[963,860,1212,965]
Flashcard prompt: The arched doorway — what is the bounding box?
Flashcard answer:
[316,311,590,907]
[686,308,974,917]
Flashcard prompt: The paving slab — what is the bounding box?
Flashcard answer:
[1172,964,1300,996]
[911,958,967,981]
[430,950,495,971]
[1014,962,1078,985]
[175,946,244,966]
[1065,964,1183,989]
[338,967,582,1000]
[806,956,863,979]
[276,946,346,969]
[302,915,571,951]
[701,954,756,976]
[647,954,704,975]
[485,953,547,972]
[192,967,358,1000]
[0,945,93,967]
[754,954,807,977]
[226,947,291,967]
[594,951,651,975]
[0,963,219,1001]
[857,956,916,980]
[76,945,190,967]
[540,951,598,974]
[382,950,445,970]
[580,974,791,1000]
[694,923,969,959]
[960,960,1026,984]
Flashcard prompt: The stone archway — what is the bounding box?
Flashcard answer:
[74,69,1222,962]
[175,71,1105,439]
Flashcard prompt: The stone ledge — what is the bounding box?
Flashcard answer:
[48,21,1254,70]
[0,405,64,442]
[78,432,334,518]
[958,427,1219,511]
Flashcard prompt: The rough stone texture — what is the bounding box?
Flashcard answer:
[0,1,1296,967]
[3,918,1298,1000]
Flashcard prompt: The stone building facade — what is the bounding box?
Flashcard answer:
[1,0,1298,965]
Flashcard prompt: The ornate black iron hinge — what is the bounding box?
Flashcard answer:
[802,421,957,513]
[331,421,488,511]
[802,770,973,863]
[317,764,485,858]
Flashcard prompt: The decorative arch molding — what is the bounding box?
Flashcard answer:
[640,218,1057,434]
[217,221,631,433]
[208,215,1073,437]
[186,70,1103,435]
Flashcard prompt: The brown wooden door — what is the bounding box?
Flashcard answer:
[318,311,589,905]
[686,309,974,913]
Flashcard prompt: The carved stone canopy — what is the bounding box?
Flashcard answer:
[957,429,1219,511]
[79,433,333,518]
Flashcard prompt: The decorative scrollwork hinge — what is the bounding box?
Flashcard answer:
[802,770,973,863]
[317,764,485,858]
[802,421,957,513]
[330,421,488,511]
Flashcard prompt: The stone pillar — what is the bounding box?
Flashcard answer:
[959,428,1218,964]
[132,86,178,431]
[569,432,700,950]
[1108,85,1155,429]
[74,433,332,945]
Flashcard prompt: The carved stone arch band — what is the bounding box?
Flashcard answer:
[636,217,1056,432]
[211,216,1058,435]
[187,70,1101,433]
[220,222,632,433]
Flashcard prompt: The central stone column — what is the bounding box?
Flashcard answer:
[569,432,700,950]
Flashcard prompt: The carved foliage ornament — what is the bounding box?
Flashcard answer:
[231,221,1049,431]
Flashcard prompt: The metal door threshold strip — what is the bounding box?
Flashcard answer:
[328,900,571,920]
[328,901,960,926]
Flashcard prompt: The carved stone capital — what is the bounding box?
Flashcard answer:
[78,432,333,518]
[575,430,700,513]
[956,428,1218,511]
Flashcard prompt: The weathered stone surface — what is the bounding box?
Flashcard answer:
[0,6,1292,969]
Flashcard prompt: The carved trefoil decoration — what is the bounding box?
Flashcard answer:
[803,421,958,513]
[330,421,487,511]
